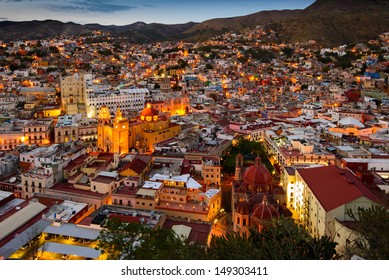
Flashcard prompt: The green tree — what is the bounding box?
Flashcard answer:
[97,218,207,260]
[345,205,389,260]
[97,218,147,260]
[208,217,338,260]
[207,231,260,259]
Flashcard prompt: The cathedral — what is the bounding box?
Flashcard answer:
[232,154,286,236]
[97,106,129,154]
[97,103,181,154]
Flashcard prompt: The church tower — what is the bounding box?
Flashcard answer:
[112,108,129,154]
[97,105,111,152]
[235,154,244,181]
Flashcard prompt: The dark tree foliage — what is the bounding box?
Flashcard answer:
[282,47,295,58]
[346,205,389,260]
[97,218,338,260]
[208,218,339,260]
[222,138,274,173]
[97,218,207,260]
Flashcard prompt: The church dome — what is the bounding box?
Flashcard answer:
[236,200,250,215]
[251,196,279,221]
[243,157,272,188]
[140,103,159,121]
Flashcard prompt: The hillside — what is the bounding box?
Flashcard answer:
[0,0,388,46]
[183,0,389,46]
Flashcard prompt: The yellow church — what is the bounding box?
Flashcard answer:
[97,103,181,153]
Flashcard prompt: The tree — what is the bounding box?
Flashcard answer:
[96,218,207,260]
[96,218,145,259]
[345,205,389,260]
[208,217,339,260]
[207,231,261,259]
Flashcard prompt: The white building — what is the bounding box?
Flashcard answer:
[286,165,381,252]
[85,88,149,117]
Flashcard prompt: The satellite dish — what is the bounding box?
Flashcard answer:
[9,177,16,183]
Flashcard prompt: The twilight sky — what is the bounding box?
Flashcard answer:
[0,0,315,26]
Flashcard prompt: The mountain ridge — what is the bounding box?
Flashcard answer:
[0,0,388,46]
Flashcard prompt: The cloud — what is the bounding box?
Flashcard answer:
[44,0,137,13]
[143,4,156,8]
[0,17,9,21]
[0,0,43,2]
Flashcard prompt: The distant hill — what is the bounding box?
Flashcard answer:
[0,20,93,42]
[0,0,388,46]
[183,0,389,46]
[0,20,198,43]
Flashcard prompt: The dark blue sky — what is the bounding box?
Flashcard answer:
[0,0,315,25]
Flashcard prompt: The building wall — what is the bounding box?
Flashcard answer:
[45,188,109,208]
[55,126,78,143]
[21,172,54,199]
[142,124,181,152]
[86,88,147,118]
[134,196,156,210]
[293,169,378,242]
[202,164,221,187]
[281,168,296,209]
[60,73,86,112]
[91,179,116,194]
[0,132,25,150]
[333,219,360,254]
[155,206,209,221]
[112,194,135,207]
[23,119,54,146]
[112,120,129,154]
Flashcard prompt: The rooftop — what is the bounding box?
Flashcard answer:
[297,166,382,212]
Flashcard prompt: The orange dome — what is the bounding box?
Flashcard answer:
[140,103,159,117]
[236,200,250,215]
[251,196,279,221]
[243,157,272,188]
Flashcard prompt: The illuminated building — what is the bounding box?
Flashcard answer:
[150,92,190,116]
[234,196,280,236]
[97,103,181,153]
[22,118,54,146]
[264,134,336,167]
[138,103,181,152]
[55,114,97,144]
[233,155,286,235]
[150,173,221,222]
[0,121,26,150]
[86,88,149,118]
[290,165,382,245]
[97,106,129,154]
[201,156,222,189]
[60,72,91,114]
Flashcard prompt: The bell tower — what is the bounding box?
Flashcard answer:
[112,108,129,154]
[97,105,111,151]
[235,154,244,181]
